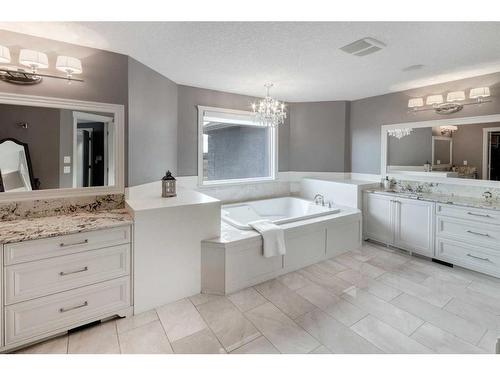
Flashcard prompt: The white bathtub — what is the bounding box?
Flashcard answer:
[221,196,341,230]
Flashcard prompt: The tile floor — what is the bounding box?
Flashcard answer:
[14,241,500,354]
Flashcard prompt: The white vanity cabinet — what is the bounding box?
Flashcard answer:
[435,204,500,277]
[363,192,435,257]
[0,225,133,352]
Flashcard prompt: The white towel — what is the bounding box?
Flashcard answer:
[248,220,286,258]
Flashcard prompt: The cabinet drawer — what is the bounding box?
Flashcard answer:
[436,204,500,225]
[436,216,500,250]
[5,277,130,345]
[4,225,131,265]
[5,244,130,305]
[435,238,500,278]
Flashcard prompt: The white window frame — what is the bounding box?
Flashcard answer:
[197,105,278,187]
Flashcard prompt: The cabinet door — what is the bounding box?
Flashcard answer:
[394,198,434,257]
[363,193,394,245]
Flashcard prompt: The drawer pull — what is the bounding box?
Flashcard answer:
[467,212,492,218]
[59,239,88,248]
[59,266,89,276]
[466,230,490,237]
[59,301,88,313]
[466,253,491,262]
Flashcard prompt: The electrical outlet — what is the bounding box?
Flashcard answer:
[63,166,71,174]
[64,156,71,164]
[463,160,468,166]
[437,160,441,165]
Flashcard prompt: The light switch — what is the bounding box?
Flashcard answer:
[437,160,441,165]
[64,166,71,174]
[64,156,71,164]
[463,160,468,165]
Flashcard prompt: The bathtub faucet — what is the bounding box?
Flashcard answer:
[314,194,325,206]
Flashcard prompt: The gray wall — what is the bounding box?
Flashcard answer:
[128,58,178,186]
[388,127,432,166]
[0,104,60,189]
[350,71,500,174]
[289,101,348,172]
[177,85,290,176]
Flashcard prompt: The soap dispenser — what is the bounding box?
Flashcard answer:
[161,170,177,198]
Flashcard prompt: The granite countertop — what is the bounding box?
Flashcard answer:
[0,209,133,245]
[366,188,500,211]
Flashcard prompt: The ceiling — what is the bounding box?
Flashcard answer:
[1,22,500,101]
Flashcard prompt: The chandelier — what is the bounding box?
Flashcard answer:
[388,128,413,139]
[252,83,287,127]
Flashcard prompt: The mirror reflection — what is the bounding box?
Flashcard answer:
[0,103,115,193]
[387,122,500,181]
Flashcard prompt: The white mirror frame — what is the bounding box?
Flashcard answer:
[431,136,453,168]
[0,92,125,202]
[381,114,500,188]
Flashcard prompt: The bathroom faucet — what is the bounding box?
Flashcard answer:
[314,194,325,206]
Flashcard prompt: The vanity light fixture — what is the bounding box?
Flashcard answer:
[0,46,83,85]
[408,87,492,115]
[440,125,458,136]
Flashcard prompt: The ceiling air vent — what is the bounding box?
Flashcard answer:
[340,37,386,56]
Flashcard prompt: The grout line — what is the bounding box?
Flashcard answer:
[191,297,229,354]
[115,319,122,354]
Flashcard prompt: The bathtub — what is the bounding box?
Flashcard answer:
[221,196,341,230]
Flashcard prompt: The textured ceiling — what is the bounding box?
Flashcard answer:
[1,22,500,101]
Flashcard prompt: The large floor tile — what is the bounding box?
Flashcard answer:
[245,302,319,354]
[119,321,173,354]
[230,336,279,354]
[156,298,207,342]
[15,335,68,354]
[295,283,367,326]
[477,330,500,353]
[196,297,261,352]
[315,259,348,275]
[342,288,423,335]
[411,322,485,354]
[298,264,353,295]
[352,315,432,354]
[228,287,267,312]
[391,293,486,344]
[254,279,316,319]
[189,293,225,306]
[116,309,158,334]
[334,253,386,278]
[295,309,382,354]
[444,298,500,331]
[336,269,402,301]
[171,328,226,354]
[367,250,410,271]
[68,321,120,354]
[378,272,452,308]
[278,271,314,290]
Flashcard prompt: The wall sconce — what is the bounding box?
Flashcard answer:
[408,87,492,115]
[0,45,83,85]
[440,125,458,136]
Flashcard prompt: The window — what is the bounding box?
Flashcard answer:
[198,106,277,186]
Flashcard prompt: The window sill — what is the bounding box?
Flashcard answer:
[198,176,278,188]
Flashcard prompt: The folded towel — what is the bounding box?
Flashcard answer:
[248,220,286,258]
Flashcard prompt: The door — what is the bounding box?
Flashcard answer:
[489,132,500,181]
[394,197,434,257]
[363,193,394,245]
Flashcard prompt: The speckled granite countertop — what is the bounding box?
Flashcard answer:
[365,188,500,211]
[0,210,133,245]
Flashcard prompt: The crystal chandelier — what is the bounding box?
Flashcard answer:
[252,83,287,127]
[388,128,413,139]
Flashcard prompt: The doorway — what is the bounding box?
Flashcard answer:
[482,127,500,181]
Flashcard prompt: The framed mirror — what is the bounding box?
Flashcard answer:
[0,92,124,201]
[381,114,500,184]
